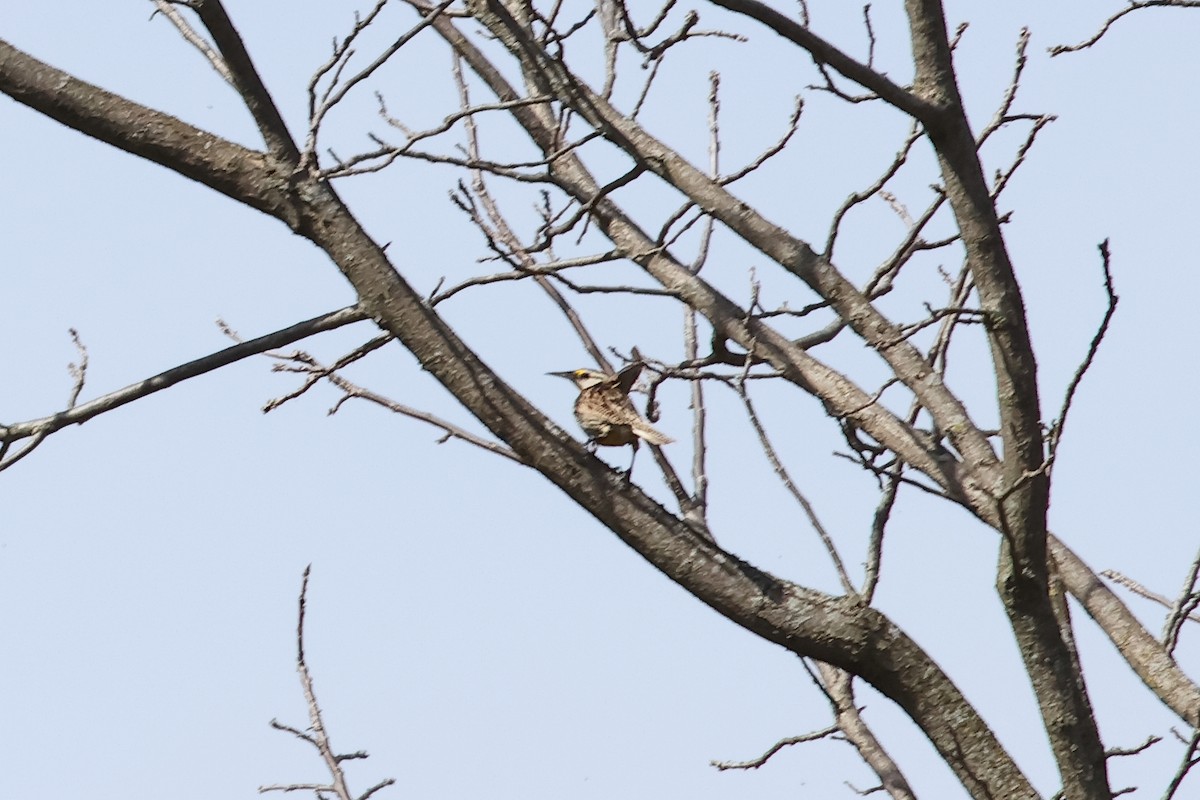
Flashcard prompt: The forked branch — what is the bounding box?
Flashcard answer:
[261,566,396,800]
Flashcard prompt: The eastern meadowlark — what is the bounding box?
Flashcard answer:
[549,362,673,473]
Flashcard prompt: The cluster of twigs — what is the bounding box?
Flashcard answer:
[3,1,1199,798]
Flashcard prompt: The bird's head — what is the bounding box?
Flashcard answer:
[548,368,610,390]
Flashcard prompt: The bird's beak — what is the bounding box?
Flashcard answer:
[547,371,576,380]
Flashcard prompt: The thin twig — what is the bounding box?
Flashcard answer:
[429,251,620,305]
[682,70,723,517]
[976,28,1032,145]
[1162,727,1200,800]
[711,725,839,770]
[1050,1,1200,56]
[264,346,524,464]
[733,322,856,596]
[1047,240,1118,469]
[718,96,804,186]
[65,328,89,410]
[259,334,393,413]
[307,0,455,164]
[451,55,611,373]
[826,120,923,258]
[1106,735,1161,758]
[151,0,234,85]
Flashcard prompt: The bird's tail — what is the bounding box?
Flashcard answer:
[633,422,674,446]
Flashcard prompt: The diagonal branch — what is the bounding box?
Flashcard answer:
[151,0,234,85]
[735,375,855,596]
[408,0,1195,738]
[812,661,917,800]
[706,0,933,118]
[174,0,301,161]
[1053,539,1200,727]
[0,306,369,470]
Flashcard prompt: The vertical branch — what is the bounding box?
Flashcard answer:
[598,0,621,97]
[295,567,355,800]
[1047,240,1119,469]
[905,3,1108,796]
[862,471,900,602]
[1163,547,1200,656]
[685,71,724,515]
[65,328,89,410]
[683,309,708,510]
[263,566,394,800]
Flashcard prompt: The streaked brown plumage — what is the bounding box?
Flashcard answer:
[549,363,672,471]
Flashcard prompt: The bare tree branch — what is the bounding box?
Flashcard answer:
[735,367,856,596]
[151,0,234,85]
[440,0,1000,501]
[1047,240,1119,469]
[706,0,932,117]
[0,306,369,472]
[904,3,1108,793]
[1162,727,1200,800]
[8,4,1200,797]
[171,0,300,161]
[1101,569,1200,625]
[264,343,524,465]
[1163,547,1200,655]
[1050,1,1200,56]
[711,724,839,771]
[260,566,396,800]
[1052,539,1200,727]
[813,662,917,800]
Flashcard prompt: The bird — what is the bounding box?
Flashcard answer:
[548,362,673,474]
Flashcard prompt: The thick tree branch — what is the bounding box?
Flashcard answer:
[0,38,297,225]
[1054,540,1200,727]
[903,3,1109,796]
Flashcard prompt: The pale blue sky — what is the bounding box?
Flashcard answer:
[2,2,1198,798]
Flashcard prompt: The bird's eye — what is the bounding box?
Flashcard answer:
[575,370,587,378]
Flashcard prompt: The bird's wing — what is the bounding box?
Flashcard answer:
[615,361,644,395]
